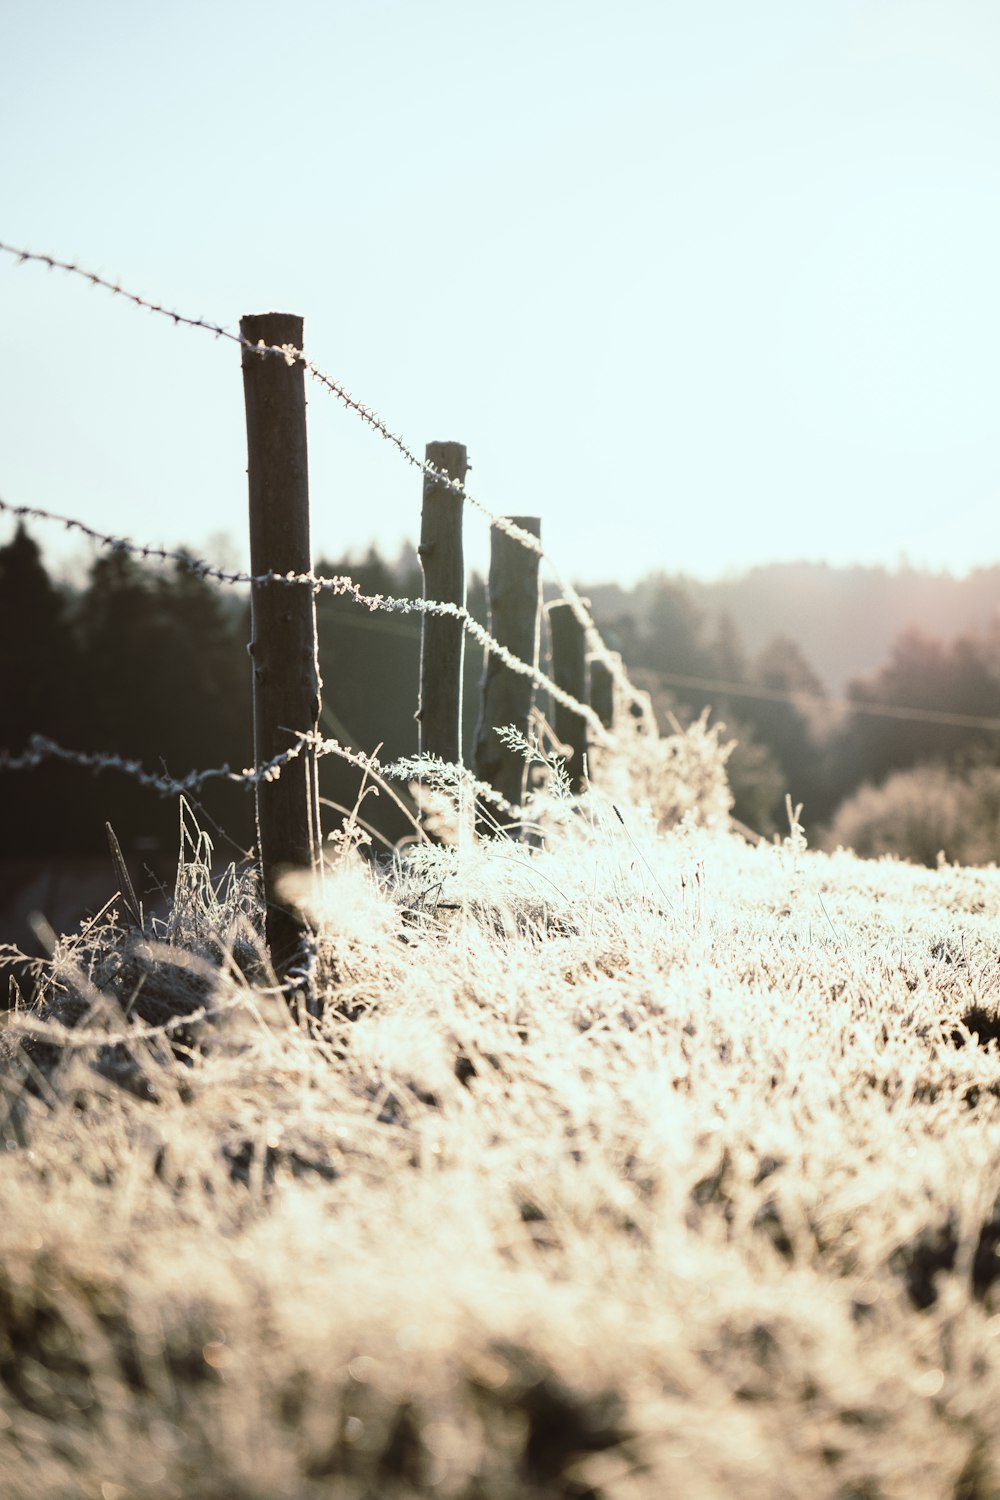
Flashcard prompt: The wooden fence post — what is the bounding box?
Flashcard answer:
[547,600,588,794]
[240,313,322,988]
[417,441,468,765]
[473,516,541,824]
[588,655,615,731]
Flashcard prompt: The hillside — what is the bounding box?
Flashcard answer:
[3,735,1000,1498]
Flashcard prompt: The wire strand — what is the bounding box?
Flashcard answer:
[656,670,1000,733]
[0,494,611,740]
[0,732,524,817]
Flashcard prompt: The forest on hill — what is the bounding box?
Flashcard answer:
[587,559,1000,696]
[2,526,1000,883]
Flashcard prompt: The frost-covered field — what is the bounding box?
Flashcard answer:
[3,756,1000,1499]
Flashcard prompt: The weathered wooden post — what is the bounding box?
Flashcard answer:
[417,441,468,764]
[547,600,588,794]
[588,654,615,731]
[240,313,322,990]
[473,516,541,823]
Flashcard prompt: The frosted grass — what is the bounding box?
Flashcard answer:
[2,742,1000,1498]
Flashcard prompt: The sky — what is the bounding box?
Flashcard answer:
[3,0,999,589]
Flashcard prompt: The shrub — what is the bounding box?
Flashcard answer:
[823,762,1000,866]
[605,707,735,832]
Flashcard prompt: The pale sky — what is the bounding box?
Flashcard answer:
[3,0,999,587]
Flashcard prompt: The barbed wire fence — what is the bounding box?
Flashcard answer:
[0,241,664,998]
[4,241,998,997]
[0,243,643,715]
[11,241,996,737]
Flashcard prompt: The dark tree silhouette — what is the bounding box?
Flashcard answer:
[0,524,77,737]
[0,526,82,853]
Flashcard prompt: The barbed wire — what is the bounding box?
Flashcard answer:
[0,733,310,795]
[0,242,238,341]
[0,494,610,739]
[0,731,524,818]
[0,495,253,581]
[0,242,643,716]
[0,732,426,798]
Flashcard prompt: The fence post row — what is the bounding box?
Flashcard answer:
[417,441,468,766]
[473,516,541,824]
[547,600,588,794]
[240,313,322,986]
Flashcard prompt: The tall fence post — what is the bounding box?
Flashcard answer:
[240,313,322,989]
[473,517,541,825]
[417,441,468,765]
[547,600,588,794]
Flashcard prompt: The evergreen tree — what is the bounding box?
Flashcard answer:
[0,524,78,751]
[0,526,85,853]
[153,554,252,773]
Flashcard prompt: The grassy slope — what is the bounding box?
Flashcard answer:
[3,782,1000,1500]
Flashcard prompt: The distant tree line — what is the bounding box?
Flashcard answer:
[618,559,1000,696]
[2,525,999,867]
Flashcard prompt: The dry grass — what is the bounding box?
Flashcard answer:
[3,744,1000,1499]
